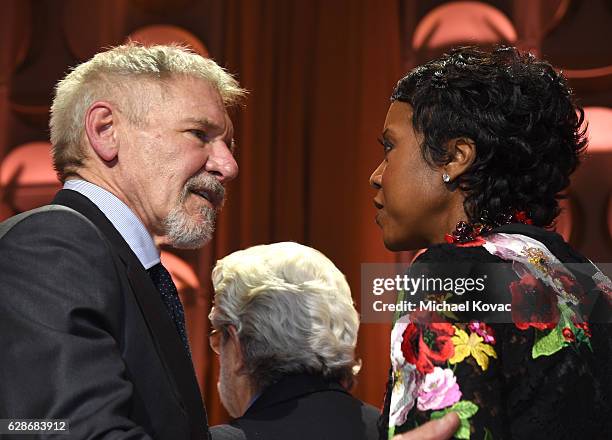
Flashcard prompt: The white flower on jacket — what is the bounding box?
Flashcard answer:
[389,315,422,427]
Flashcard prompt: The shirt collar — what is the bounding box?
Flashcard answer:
[63,179,160,269]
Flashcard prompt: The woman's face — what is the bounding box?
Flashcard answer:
[369,101,450,251]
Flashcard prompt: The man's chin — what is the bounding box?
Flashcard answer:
[165,230,212,249]
[161,210,216,249]
[218,382,241,418]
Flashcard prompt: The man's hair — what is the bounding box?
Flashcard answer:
[209,242,360,390]
[392,46,587,227]
[50,43,246,181]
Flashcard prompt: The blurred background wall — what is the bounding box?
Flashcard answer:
[1,0,611,425]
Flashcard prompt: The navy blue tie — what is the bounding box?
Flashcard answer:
[147,263,191,357]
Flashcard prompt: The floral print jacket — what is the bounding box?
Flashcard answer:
[383,225,612,440]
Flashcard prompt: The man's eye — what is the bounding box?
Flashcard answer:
[191,130,210,142]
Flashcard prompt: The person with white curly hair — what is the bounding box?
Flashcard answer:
[208,241,379,440]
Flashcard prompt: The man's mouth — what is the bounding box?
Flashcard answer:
[185,173,226,210]
[191,189,220,207]
[373,200,384,210]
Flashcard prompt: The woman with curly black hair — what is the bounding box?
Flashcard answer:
[371,46,612,439]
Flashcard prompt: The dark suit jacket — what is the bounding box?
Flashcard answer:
[210,374,380,440]
[0,190,209,439]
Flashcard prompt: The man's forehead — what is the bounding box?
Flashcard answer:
[168,78,228,116]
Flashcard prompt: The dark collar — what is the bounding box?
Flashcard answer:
[246,373,349,415]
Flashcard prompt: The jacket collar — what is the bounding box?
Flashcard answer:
[246,373,349,415]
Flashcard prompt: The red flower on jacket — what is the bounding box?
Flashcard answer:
[552,271,585,303]
[562,327,575,342]
[456,236,486,248]
[401,323,455,374]
[510,273,559,330]
[574,321,592,338]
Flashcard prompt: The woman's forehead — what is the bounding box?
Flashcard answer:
[384,102,418,138]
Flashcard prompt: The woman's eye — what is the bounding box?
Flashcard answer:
[378,137,394,154]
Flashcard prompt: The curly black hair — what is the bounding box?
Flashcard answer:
[392,46,587,227]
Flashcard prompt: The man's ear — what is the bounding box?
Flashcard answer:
[443,137,476,181]
[84,101,119,162]
[226,325,246,374]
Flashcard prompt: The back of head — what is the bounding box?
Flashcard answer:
[393,46,587,227]
[50,43,246,181]
[210,242,360,390]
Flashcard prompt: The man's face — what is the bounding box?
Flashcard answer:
[217,346,242,418]
[211,326,247,418]
[117,76,238,248]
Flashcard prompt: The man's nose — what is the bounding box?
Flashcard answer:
[205,140,239,183]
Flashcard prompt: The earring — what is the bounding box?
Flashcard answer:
[442,173,451,183]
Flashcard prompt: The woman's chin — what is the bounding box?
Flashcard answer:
[383,235,425,252]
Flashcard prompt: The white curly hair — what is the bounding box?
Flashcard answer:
[209,242,360,390]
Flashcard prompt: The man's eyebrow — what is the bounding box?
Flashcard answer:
[182,117,220,129]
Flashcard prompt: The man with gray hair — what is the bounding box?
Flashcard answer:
[208,242,380,440]
[0,43,245,439]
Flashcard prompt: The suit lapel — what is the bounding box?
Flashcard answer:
[51,189,207,434]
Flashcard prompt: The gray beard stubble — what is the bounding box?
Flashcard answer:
[162,174,225,249]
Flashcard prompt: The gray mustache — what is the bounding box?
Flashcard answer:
[185,174,225,208]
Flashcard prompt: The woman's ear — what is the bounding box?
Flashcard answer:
[443,137,476,181]
[84,101,119,162]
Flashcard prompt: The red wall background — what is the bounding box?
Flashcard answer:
[1,0,611,425]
